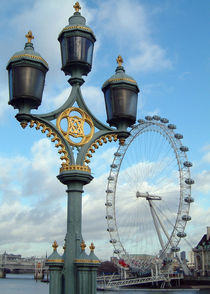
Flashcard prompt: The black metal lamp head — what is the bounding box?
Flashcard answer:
[6,31,48,115]
[102,56,140,133]
[58,2,96,85]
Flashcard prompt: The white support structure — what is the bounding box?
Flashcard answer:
[149,200,165,250]
[98,273,183,289]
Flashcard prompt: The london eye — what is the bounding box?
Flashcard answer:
[105,116,194,273]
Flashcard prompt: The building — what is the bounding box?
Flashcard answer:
[187,250,195,270]
[1,252,22,263]
[180,251,186,262]
[193,227,210,276]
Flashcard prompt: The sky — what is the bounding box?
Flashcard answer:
[0,0,210,261]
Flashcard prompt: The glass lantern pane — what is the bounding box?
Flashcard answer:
[104,88,113,121]
[112,88,137,118]
[9,69,13,100]
[61,38,67,67]
[14,66,45,101]
[66,36,93,64]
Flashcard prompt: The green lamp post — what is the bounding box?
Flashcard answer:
[7,2,139,294]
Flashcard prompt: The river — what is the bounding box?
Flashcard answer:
[0,274,209,294]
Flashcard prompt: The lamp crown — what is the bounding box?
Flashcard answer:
[25,31,34,43]
[89,242,95,252]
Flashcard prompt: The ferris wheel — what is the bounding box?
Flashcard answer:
[105,116,194,273]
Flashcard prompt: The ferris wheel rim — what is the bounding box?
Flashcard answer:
[106,118,193,268]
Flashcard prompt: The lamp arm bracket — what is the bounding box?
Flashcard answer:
[36,85,78,121]
[34,84,112,132]
[76,129,119,166]
[76,87,112,132]
[19,114,75,166]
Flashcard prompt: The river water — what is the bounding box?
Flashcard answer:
[0,274,209,294]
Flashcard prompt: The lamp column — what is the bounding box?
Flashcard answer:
[57,170,93,294]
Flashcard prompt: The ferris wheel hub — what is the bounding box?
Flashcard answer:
[136,191,162,200]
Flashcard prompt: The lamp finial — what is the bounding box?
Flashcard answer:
[52,240,58,251]
[89,242,95,252]
[73,2,81,12]
[25,31,34,43]
[116,55,123,67]
[80,240,86,251]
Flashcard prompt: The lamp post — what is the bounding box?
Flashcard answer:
[7,2,139,294]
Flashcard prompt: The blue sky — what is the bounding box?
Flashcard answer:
[0,0,210,260]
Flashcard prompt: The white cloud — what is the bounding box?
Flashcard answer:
[96,0,149,43]
[94,0,172,73]
[194,170,210,194]
[202,144,210,164]
[51,88,71,109]
[0,86,11,122]
[0,201,66,256]
[82,86,106,118]
[0,138,67,256]
[178,71,191,80]
[82,174,114,259]
[191,145,210,195]
[0,138,116,258]
[128,41,172,73]
[185,204,210,248]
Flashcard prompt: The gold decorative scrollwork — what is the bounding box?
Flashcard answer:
[60,163,90,173]
[29,120,70,165]
[9,54,48,67]
[84,134,118,165]
[56,107,94,147]
[74,258,100,264]
[108,77,137,84]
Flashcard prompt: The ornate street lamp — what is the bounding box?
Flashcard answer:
[7,3,139,294]
[7,30,48,116]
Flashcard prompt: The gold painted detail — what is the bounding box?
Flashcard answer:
[80,240,86,251]
[119,138,125,145]
[74,259,100,264]
[20,121,28,129]
[61,25,92,33]
[29,120,70,165]
[60,164,90,173]
[47,259,64,263]
[116,55,123,66]
[10,54,48,67]
[108,77,137,84]
[89,242,95,253]
[73,2,81,12]
[25,30,34,43]
[84,134,118,165]
[52,240,58,251]
[56,107,94,147]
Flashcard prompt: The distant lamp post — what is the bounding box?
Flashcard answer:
[7,2,139,294]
